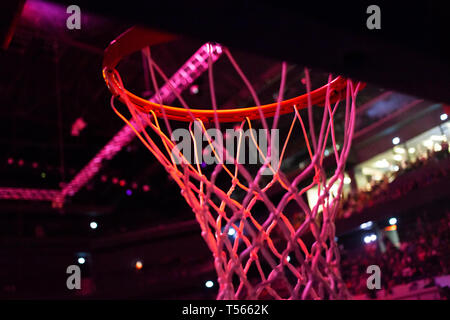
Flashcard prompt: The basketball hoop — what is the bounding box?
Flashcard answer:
[103,26,364,300]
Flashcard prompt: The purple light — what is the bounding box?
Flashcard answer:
[201,162,207,168]
[126,189,132,196]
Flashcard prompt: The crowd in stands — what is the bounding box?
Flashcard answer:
[339,141,449,219]
[340,208,450,298]
[336,140,450,298]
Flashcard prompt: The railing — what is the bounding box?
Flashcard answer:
[352,276,449,300]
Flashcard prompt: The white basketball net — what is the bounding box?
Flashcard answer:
[107,42,362,299]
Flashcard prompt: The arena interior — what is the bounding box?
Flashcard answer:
[0,0,449,300]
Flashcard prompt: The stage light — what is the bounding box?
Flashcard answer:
[18,159,24,166]
[287,255,291,262]
[393,154,403,161]
[7,158,14,165]
[126,189,132,196]
[298,161,306,170]
[423,140,433,149]
[90,221,98,229]
[360,221,373,230]
[430,135,446,141]
[389,217,397,225]
[373,174,383,181]
[408,147,415,154]
[441,113,448,121]
[190,85,199,95]
[119,179,126,187]
[71,117,87,136]
[392,137,400,145]
[393,147,405,154]
[112,177,118,184]
[143,185,150,192]
[205,280,214,288]
[363,234,377,244]
[343,177,351,185]
[78,257,85,264]
[228,227,236,236]
[374,159,389,168]
[135,260,143,270]
[41,172,46,179]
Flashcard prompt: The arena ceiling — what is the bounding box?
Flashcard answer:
[0,0,446,237]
